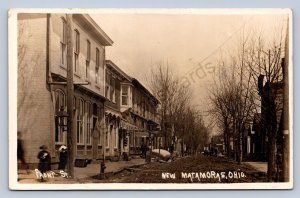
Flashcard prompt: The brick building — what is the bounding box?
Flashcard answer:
[17,13,113,167]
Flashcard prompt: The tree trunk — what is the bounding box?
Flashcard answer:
[181,140,184,157]
[267,128,276,182]
[223,131,228,156]
[237,127,243,164]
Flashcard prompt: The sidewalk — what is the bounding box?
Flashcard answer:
[17,158,146,184]
[243,161,268,173]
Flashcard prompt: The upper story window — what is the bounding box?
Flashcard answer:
[105,71,116,102]
[86,40,91,81]
[105,70,110,98]
[95,48,100,85]
[121,84,129,106]
[110,77,115,102]
[74,29,80,74]
[60,18,67,67]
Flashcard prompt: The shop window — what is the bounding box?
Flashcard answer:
[86,102,92,145]
[77,98,84,144]
[54,89,66,143]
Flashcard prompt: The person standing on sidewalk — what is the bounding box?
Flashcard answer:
[141,139,147,158]
[17,131,29,172]
[37,145,51,181]
[58,145,68,171]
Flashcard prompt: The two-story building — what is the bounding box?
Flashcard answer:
[103,60,161,159]
[103,60,132,160]
[120,78,161,155]
[17,13,113,167]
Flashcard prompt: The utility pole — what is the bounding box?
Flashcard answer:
[66,14,75,178]
[282,21,290,182]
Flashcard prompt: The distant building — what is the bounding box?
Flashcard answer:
[246,113,267,160]
[210,135,225,155]
[249,78,284,162]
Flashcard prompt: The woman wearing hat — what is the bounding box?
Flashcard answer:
[58,145,68,171]
[37,145,51,177]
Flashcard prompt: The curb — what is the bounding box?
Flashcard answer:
[90,161,148,180]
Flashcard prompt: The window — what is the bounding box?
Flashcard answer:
[54,90,66,143]
[86,40,90,80]
[129,133,134,147]
[77,99,84,144]
[86,102,92,145]
[74,30,80,74]
[110,77,115,102]
[121,84,129,106]
[105,71,110,98]
[95,48,100,85]
[114,128,118,148]
[105,71,116,102]
[106,123,112,148]
[60,18,67,66]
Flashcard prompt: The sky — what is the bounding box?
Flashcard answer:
[91,10,289,132]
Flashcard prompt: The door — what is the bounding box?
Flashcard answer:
[92,116,98,160]
[118,128,123,156]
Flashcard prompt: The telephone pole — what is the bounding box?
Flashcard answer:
[66,14,75,178]
[282,20,289,182]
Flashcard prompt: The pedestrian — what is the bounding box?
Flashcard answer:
[37,145,51,181]
[169,144,174,154]
[58,145,68,171]
[141,140,146,158]
[17,131,30,180]
[17,131,29,172]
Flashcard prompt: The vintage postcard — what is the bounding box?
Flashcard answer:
[9,8,293,190]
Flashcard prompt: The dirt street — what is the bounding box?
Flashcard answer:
[98,155,267,183]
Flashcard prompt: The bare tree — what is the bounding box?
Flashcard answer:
[148,61,210,154]
[245,33,286,181]
[148,62,191,150]
[209,63,256,163]
[209,22,287,181]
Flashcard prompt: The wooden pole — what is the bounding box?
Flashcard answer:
[282,22,290,182]
[66,14,75,178]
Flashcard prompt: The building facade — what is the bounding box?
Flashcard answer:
[104,61,161,158]
[103,60,132,160]
[18,13,113,167]
[122,78,161,155]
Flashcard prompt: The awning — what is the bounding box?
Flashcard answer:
[135,131,149,137]
[120,120,138,130]
[105,109,122,118]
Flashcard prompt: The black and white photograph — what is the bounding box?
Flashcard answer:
[9,9,293,190]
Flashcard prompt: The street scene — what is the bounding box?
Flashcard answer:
[12,9,292,189]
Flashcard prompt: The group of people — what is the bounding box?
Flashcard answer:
[17,132,68,181]
[36,145,68,173]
